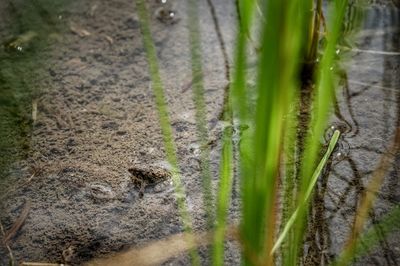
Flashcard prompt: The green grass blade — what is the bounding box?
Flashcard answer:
[212,123,234,266]
[136,1,199,264]
[272,129,340,254]
[300,0,348,190]
[187,0,214,229]
[279,88,299,265]
[231,23,249,124]
[292,0,349,263]
[237,0,255,36]
[239,0,307,263]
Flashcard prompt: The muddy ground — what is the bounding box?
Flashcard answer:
[0,0,238,264]
[0,0,399,265]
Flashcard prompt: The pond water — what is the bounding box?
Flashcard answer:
[317,4,400,265]
[0,0,398,265]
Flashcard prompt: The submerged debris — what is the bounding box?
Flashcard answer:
[3,31,38,53]
[88,183,116,200]
[155,0,180,24]
[62,245,76,263]
[3,201,31,244]
[70,23,91,37]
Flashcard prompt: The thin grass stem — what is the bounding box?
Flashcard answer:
[187,0,214,229]
[136,1,199,264]
[212,121,234,266]
[272,129,340,254]
[292,1,349,263]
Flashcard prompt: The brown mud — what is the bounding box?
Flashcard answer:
[0,0,399,265]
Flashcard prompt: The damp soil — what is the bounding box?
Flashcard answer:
[0,0,238,264]
[0,0,399,265]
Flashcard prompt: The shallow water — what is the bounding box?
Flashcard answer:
[310,3,400,265]
[0,0,399,265]
[0,0,235,264]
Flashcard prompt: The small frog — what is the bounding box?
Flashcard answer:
[128,165,171,197]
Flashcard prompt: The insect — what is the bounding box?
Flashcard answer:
[128,165,171,198]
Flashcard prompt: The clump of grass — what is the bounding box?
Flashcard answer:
[137,0,397,265]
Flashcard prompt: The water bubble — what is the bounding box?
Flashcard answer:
[324,122,351,142]
[189,143,200,157]
[332,140,350,165]
[155,6,179,24]
[324,126,335,142]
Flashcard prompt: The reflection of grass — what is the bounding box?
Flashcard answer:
[137,0,397,265]
[187,0,214,230]
[340,205,400,265]
[136,0,200,264]
[0,0,68,179]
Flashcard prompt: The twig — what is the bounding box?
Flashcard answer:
[3,201,32,244]
[21,263,65,266]
[70,23,91,37]
[0,221,15,265]
[32,99,38,123]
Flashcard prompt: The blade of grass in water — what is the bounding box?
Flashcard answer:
[237,0,255,38]
[231,4,254,250]
[279,88,299,265]
[239,0,306,264]
[272,129,340,254]
[230,2,259,263]
[232,0,254,124]
[136,1,199,264]
[187,0,214,229]
[212,121,234,266]
[291,0,349,263]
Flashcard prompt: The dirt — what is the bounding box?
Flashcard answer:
[0,0,399,265]
[0,0,238,264]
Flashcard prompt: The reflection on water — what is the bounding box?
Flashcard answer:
[0,0,67,179]
[306,3,400,265]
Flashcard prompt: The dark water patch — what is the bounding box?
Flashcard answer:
[307,3,400,264]
[0,0,69,180]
